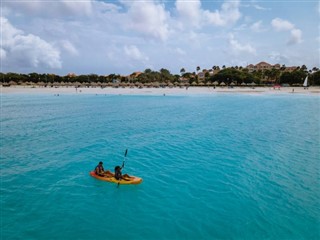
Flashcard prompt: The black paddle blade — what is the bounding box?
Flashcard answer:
[124,149,128,157]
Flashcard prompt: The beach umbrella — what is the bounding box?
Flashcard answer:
[213,81,219,86]
[220,82,226,86]
[191,81,197,86]
[120,82,127,88]
[199,82,205,86]
[9,81,17,85]
[241,82,246,86]
[168,82,174,88]
[37,81,45,86]
[90,82,98,87]
[152,82,160,88]
[74,81,81,87]
[160,82,167,87]
[230,82,236,86]
[144,82,151,88]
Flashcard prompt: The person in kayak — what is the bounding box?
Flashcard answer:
[95,161,113,177]
[114,165,131,181]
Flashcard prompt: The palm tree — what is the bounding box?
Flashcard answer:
[301,65,308,73]
[196,66,200,73]
[144,69,152,74]
[180,68,186,75]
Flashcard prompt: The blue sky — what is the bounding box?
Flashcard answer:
[1,0,319,75]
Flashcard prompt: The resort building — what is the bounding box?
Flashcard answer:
[197,69,214,82]
[247,62,280,72]
[283,66,298,72]
[197,72,205,82]
[128,72,142,81]
[179,77,189,84]
[67,73,77,77]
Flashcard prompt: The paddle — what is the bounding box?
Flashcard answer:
[117,149,128,188]
[122,149,128,169]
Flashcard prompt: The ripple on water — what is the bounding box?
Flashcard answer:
[1,94,319,239]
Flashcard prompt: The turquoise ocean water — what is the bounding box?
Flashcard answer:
[1,93,319,239]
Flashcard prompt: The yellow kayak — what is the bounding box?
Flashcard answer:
[89,171,142,185]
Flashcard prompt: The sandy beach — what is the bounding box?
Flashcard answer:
[1,85,320,96]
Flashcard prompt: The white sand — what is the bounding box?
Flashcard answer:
[1,85,320,96]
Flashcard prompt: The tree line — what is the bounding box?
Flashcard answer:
[1,65,320,86]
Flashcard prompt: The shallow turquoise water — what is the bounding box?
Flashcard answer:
[1,93,320,239]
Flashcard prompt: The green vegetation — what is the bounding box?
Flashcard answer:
[1,65,319,87]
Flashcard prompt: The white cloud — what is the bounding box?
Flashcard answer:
[175,48,186,56]
[175,0,202,28]
[92,1,121,13]
[252,3,271,11]
[124,45,148,62]
[0,48,7,60]
[271,18,294,31]
[59,40,79,56]
[271,18,302,45]
[175,0,241,28]
[3,0,93,17]
[123,1,170,41]
[251,21,264,32]
[205,0,241,26]
[229,34,256,55]
[288,29,302,45]
[1,17,62,69]
[268,51,289,63]
[1,0,318,74]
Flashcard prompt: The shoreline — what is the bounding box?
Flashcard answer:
[1,85,320,96]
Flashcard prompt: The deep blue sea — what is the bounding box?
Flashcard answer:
[1,92,320,240]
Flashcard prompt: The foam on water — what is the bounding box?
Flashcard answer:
[1,93,319,239]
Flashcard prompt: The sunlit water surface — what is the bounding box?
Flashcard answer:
[1,93,319,239]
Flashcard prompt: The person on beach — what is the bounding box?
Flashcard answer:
[94,161,113,177]
[114,166,131,181]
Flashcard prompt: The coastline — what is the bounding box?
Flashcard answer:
[1,85,320,96]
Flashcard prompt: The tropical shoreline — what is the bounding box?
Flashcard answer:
[1,85,320,96]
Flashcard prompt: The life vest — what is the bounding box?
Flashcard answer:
[95,164,104,174]
[114,166,121,180]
